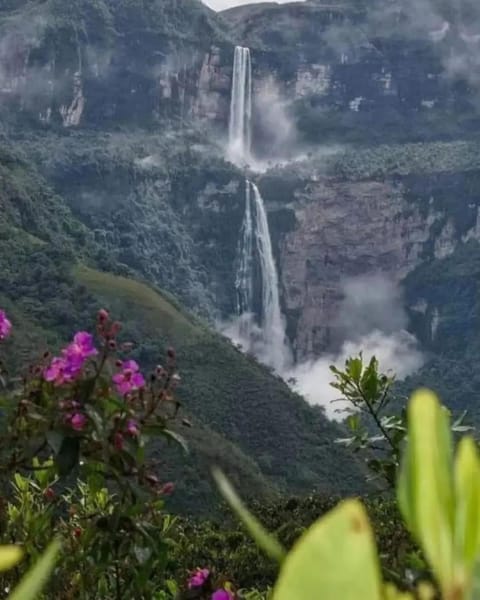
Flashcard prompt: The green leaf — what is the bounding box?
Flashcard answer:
[9,540,60,600]
[397,389,454,595]
[212,469,286,563]
[347,357,363,383]
[0,546,23,572]
[273,499,382,600]
[161,429,188,454]
[346,414,360,432]
[454,437,480,572]
[166,579,178,596]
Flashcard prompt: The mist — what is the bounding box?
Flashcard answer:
[369,0,480,94]
[253,77,297,161]
[287,275,423,420]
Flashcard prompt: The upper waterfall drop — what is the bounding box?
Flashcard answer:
[228,46,252,165]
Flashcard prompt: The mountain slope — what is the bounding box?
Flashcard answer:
[0,141,366,511]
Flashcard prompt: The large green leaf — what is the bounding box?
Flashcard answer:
[397,389,454,594]
[212,469,286,563]
[9,540,60,600]
[273,499,382,600]
[0,546,22,572]
[454,437,480,578]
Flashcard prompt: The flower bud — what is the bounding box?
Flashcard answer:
[109,322,121,337]
[97,309,109,322]
[161,482,175,496]
[43,487,55,501]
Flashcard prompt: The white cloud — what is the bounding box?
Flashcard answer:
[287,275,424,420]
[203,0,304,12]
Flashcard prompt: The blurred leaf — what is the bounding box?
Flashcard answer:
[274,500,382,600]
[134,545,152,564]
[212,469,286,563]
[162,429,188,454]
[347,414,360,432]
[9,540,60,600]
[397,389,454,595]
[454,437,480,571]
[0,546,23,572]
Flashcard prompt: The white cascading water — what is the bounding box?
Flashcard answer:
[228,46,252,165]
[234,180,290,372]
[250,181,291,372]
[229,45,290,372]
[235,180,254,342]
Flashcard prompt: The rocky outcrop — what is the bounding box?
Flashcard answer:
[258,163,480,360]
[0,1,230,127]
[193,46,231,122]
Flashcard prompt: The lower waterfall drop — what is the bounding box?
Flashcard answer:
[234,180,291,373]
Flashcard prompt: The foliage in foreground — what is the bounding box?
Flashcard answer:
[216,389,480,599]
[0,308,192,598]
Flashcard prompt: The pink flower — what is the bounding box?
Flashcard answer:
[188,568,210,589]
[212,590,234,600]
[97,309,109,323]
[112,360,145,396]
[161,482,175,495]
[69,413,87,431]
[125,419,140,437]
[44,357,80,386]
[44,331,97,385]
[64,332,98,362]
[0,310,12,340]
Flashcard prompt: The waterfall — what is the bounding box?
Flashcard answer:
[228,46,290,372]
[228,46,252,165]
[251,181,290,372]
[234,180,290,373]
[236,180,253,316]
[235,180,254,342]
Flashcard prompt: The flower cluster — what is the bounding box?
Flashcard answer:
[187,568,235,599]
[0,310,12,340]
[188,568,210,589]
[44,332,97,386]
[112,360,145,396]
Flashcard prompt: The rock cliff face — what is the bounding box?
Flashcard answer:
[0,0,231,127]
[259,161,480,359]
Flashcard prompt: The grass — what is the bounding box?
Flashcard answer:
[75,265,203,341]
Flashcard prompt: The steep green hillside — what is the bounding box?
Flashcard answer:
[74,266,366,499]
[0,141,366,511]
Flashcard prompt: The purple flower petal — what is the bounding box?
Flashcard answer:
[122,359,139,372]
[211,590,234,600]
